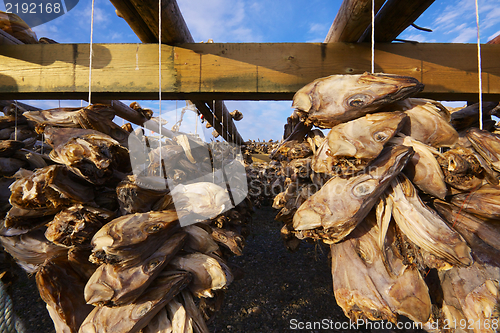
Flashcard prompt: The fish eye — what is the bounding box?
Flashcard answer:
[352,179,377,197]
[373,131,389,142]
[347,94,370,108]
[146,224,162,233]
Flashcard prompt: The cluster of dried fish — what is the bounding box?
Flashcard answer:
[242,140,283,207]
[272,72,500,331]
[0,103,252,333]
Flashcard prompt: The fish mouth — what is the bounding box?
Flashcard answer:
[361,73,424,104]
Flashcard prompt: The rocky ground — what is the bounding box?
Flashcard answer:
[7,205,424,333]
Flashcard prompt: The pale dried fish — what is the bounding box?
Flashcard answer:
[390,135,447,199]
[168,253,231,298]
[293,145,413,243]
[388,175,472,267]
[451,183,500,220]
[79,271,191,333]
[293,72,423,128]
[183,225,219,254]
[85,232,186,306]
[90,210,181,267]
[467,128,500,172]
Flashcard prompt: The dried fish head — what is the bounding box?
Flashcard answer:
[390,135,447,199]
[292,73,423,128]
[36,255,93,332]
[467,128,500,172]
[9,165,94,211]
[437,145,485,191]
[388,175,472,267]
[45,127,131,185]
[168,253,232,298]
[116,175,170,214]
[79,271,191,333]
[85,232,186,306]
[90,210,181,267]
[293,145,414,243]
[45,205,115,247]
[392,98,458,147]
[451,183,500,220]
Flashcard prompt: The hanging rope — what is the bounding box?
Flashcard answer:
[158,0,163,177]
[475,0,483,130]
[13,101,18,141]
[371,0,375,73]
[88,0,95,105]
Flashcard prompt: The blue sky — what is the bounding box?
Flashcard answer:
[2,0,500,141]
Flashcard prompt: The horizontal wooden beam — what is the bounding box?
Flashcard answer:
[1,43,500,101]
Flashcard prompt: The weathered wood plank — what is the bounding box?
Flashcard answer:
[1,43,500,101]
[324,0,385,43]
[358,0,435,42]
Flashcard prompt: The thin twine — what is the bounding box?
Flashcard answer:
[371,0,375,73]
[88,0,95,105]
[14,101,18,141]
[158,0,163,177]
[475,0,483,130]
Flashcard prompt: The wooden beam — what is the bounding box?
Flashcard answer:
[358,0,435,42]
[324,0,385,43]
[110,0,242,144]
[1,43,500,101]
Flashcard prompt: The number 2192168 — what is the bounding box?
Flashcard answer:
[442,318,499,330]
[5,2,61,14]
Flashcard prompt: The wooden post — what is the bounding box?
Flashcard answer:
[358,0,435,42]
[324,0,385,43]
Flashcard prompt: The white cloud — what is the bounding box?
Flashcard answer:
[452,27,477,43]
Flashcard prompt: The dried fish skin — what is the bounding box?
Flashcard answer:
[390,135,447,199]
[467,128,500,172]
[210,227,245,256]
[0,140,25,157]
[90,210,181,267]
[79,271,191,333]
[116,175,171,214]
[142,307,172,333]
[9,165,95,211]
[168,253,231,298]
[292,72,423,128]
[183,225,219,254]
[36,256,94,333]
[85,232,186,306]
[0,157,27,177]
[180,290,210,333]
[434,200,500,267]
[0,228,68,273]
[166,298,189,333]
[3,206,58,233]
[437,146,485,191]
[331,217,431,324]
[170,183,232,226]
[45,127,131,185]
[387,98,459,148]
[388,176,472,267]
[328,112,407,159]
[293,145,414,243]
[451,184,500,220]
[45,205,115,247]
[439,262,500,333]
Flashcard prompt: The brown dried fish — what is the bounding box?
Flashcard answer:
[45,205,115,247]
[0,140,24,157]
[116,175,170,215]
[467,128,500,172]
[389,98,459,148]
[312,112,407,175]
[292,72,423,128]
[293,145,413,243]
[437,145,485,191]
[388,175,472,267]
[90,210,181,267]
[44,127,131,185]
[9,165,95,211]
[390,135,447,199]
[451,183,500,220]
[36,255,94,333]
[168,253,232,298]
[79,271,191,333]
[210,227,245,256]
[331,215,431,324]
[85,232,186,306]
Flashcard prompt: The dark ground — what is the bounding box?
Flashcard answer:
[8,205,424,333]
